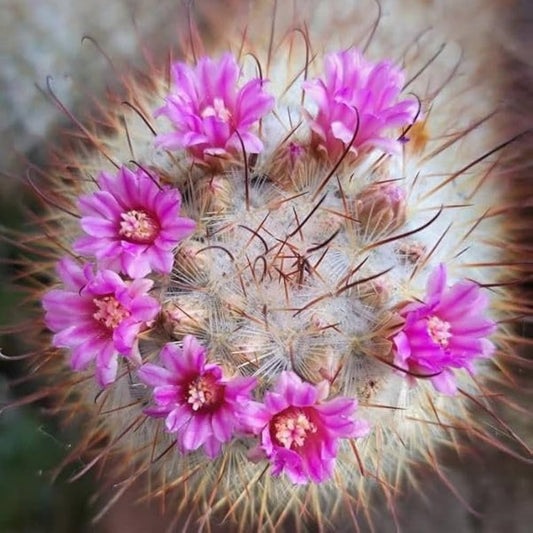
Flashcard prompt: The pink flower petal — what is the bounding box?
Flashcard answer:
[211,408,233,442]
[315,396,356,417]
[74,165,195,278]
[69,338,104,371]
[56,257,88,290]
[430,369,457,395]
[392,264,495,394]
[153,385,179,406]
[138,363,176,387]
[182,413,212,451]
[139,335,257,458]
[203,436,222,459]
[166,404,192,433]
[155,54,273,161]
[78,191,121,219]
[304,48,417,159]
[81,217,116,238]
[95,343,119,388]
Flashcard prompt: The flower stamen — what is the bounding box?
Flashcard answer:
[427,315,452,347]
[187,374,223,411]
[119,209,159,244]
[93,295,131,330]
[273,410,317,449]
[201,98,232,122]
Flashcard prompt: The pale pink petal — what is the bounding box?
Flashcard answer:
[78,191,120,219]
[203,436,222,459]
[159,344,185,374]
[114,321,141,354]
[315,397,356,417]
[153,385,180,406]
[69,338,104,371]
[238,400,271,434]
[55,257,88,290]
[166,404,192,433]
[430,369,457,395]
[129,295,160,322]
[121,251,152,279]
[54,323,101,348]
[81,217,116,238]
[211,408,233,442]
[95,343,119,388]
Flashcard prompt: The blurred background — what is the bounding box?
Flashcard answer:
[1,1,531,531]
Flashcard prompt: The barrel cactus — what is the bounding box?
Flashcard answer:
[8,0,531,530]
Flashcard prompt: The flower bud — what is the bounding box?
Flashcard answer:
[175,240,214,278]
[397,240,426,264]
[197,175,233,213]
[162,295,210,338]
[359,275,391,308]
[268,142,308,190]
[354,182,407,235]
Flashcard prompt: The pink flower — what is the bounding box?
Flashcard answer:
[392,264,496,395]
[303,48,418,159]
[138,336,257,458]
[154,53,274,162]
[42,257,160,387]
[74,166,195,279]
[244,371,370,484]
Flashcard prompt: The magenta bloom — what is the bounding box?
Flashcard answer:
[244,371,370,484]
[154,53,274,161]
[303,48,418,159]
[42,258,160,387]
[74,166,195,279]
[392,264,496,395]
[138,336,257,458]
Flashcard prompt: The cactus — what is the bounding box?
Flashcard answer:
[5,0,531,530]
